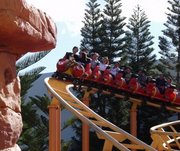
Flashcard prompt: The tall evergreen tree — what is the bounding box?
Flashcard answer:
[89,0,130,135]
[125,5,174,144]
[100,0,127,63]
[126,5,156,73]
[80,0,102,53]
[158,0,180,87]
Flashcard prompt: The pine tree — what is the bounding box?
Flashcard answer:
[125,6,174,144]
[89,0,130,133]
[80,0,102,53]
[158,0,180,87]
[126,5,156,73]
[100,0,127,63]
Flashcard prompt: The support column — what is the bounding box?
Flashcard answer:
[49,97,61,151]
[82,91,90,151]
[130,102,138,137]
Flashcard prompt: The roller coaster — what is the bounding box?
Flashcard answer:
[53,58,180,106]
[44,55,180,150]
[45,77,180,151]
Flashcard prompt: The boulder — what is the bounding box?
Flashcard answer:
[0,0,57,54]
[0,0,57,150]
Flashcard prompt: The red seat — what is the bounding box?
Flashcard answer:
[72,64,85,78]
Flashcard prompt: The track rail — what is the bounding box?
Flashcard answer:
[45,77,156,151]
[151,120,180,150]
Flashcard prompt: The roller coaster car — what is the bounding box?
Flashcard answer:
[54,59,73,80]
[55,58,180,106]
[164,85,180,105]
[128,76,145,95]
[91,65,102,81]
[71,64,85,78]
[146,79,177,103]
[171,91,180,105]
[146,80,167,102]
[84,63,92,78]
[56,58,68,73]
[113,72,128,90]
[101,68,113,84]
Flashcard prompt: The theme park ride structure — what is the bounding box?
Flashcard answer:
[45,77,180,151]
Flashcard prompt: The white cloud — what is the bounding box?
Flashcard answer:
[26,0,86,35]
[26,0,169,37]
[121,0,168,22]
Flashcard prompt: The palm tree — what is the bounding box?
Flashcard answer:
[16,51,51,150]
[17,51,74,150]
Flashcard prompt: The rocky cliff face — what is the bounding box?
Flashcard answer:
[0,0,57,150]
[0,53,23,151]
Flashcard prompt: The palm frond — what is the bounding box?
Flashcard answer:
[16,50,50,73]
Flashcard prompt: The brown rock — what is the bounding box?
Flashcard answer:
[0,53,21,112]
[0,53,22,150]
[0,0,57,150]
[0,0,57,54]
[0,108,23,149]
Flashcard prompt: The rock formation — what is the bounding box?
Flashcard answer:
[0,0,57,150]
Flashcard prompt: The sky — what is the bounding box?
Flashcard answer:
[23,0,169,73]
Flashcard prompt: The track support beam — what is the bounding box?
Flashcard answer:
[130,102,139,137]
[49,97,61,151]
[82,91,91,151]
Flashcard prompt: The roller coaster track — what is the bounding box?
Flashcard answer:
[45,77,180,151]
[151,120,180,151]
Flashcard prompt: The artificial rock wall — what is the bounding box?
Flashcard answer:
[0,0,57,150]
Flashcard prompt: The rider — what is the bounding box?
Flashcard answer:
[90,52,100,69]
[110,62,121,77]
[63,46,79,62]
[156,74,166,94]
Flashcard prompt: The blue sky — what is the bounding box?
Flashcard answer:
[23,0,168,73]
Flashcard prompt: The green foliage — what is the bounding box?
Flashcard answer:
[100,0,127,63]
[80,0,102,53]
[18,95,50,151]
[158,0,180,86]
[126,5,156,73]
[90,93,130,129]
[19,67,45,98]
[16,51,50,73]
[138,105,173,144]
[16,51,52,150]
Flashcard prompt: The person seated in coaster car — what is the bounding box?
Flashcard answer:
[110,62,121,78]
[56,46,79,73]
[137,69,147,87]
[146,76,167,102]
[128,74,145,95]
[89,52,101,81]
[123,66,132,84]
[164,83,178,104]
[101,66,113,84]
[98,57,113,84]
[113,69,128,90]
[156,74,166,94]
[90,52,100,70]
[77,50,92,78]
[99,56,109,72]
[163,77,180,104]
